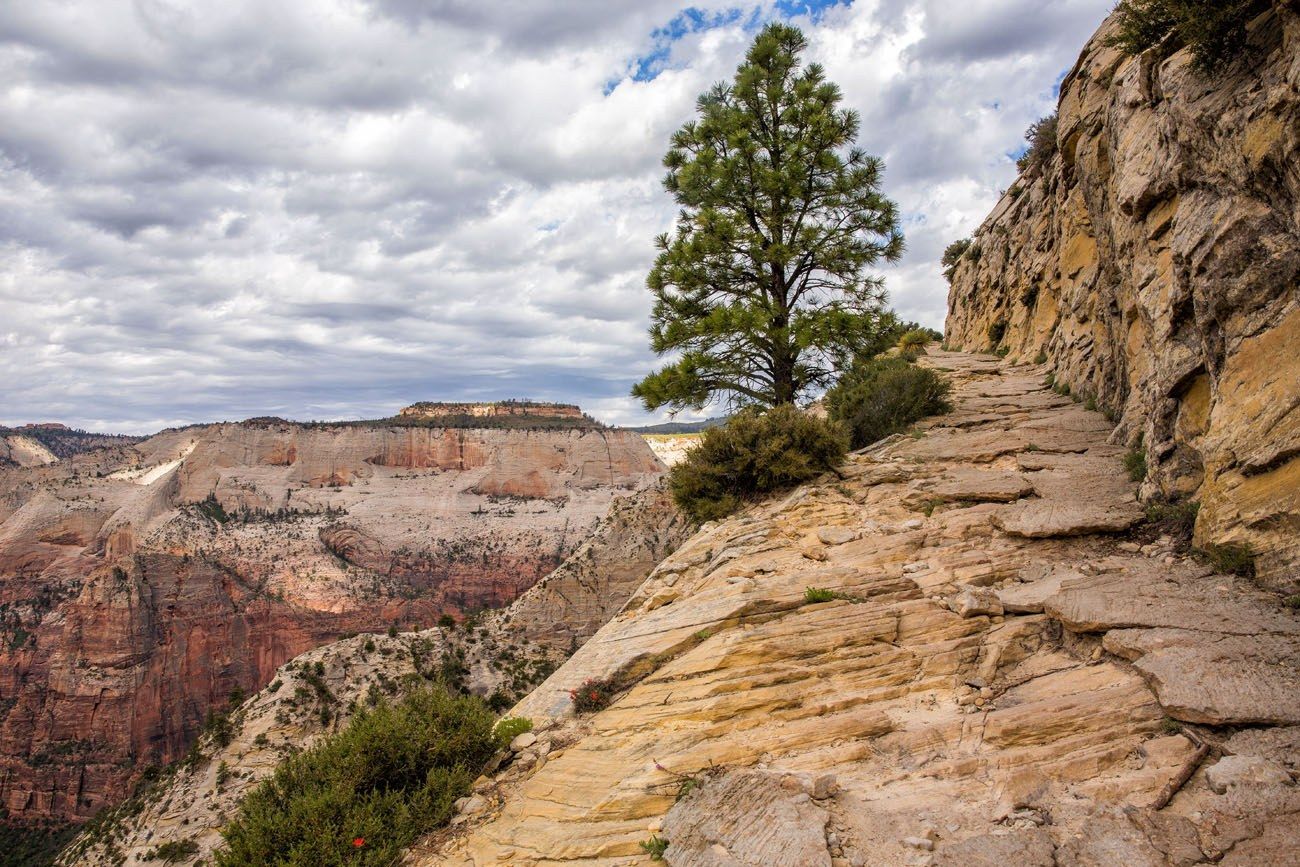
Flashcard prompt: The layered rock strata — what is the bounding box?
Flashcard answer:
[417,350,1299,866]
[0,421,663,823]
[943,3,1300,586]
[58,480,688,866]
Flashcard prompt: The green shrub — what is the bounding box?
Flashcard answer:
[492,716,533,747]
[1284,595,1300,610]
[803,587,837,604]
[897,329,932,353]
[986,319,1008,348]
[640,835,669,860]
[941,238,973,283]
[437,614,456,629]
[825,357,952,450]
[1144,498,1199,543]
[1034,351,1048,364]
[144,839,200,863]
[214,686,496,867]
[1123,449,1148,482]
[570,677,618,714]
[1108,0,1266,72]
[668,405,848,522]
[1016,113,1058,173]
[1197,542,1256,578]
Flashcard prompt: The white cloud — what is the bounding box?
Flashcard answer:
[0,0,1111,433]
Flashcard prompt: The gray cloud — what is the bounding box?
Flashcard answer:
[0,0,1111,433]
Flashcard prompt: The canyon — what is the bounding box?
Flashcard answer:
[0,414,666,825]
[11,3,1300,865]
[59,478,688,866]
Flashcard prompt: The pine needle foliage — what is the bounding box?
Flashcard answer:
[634,23,904,413]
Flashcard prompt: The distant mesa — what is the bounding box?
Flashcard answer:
[400,400,585,421]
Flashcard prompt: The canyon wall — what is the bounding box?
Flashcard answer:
[0,421,664,823]
[61,478,689,867]
[944,3,1300,587]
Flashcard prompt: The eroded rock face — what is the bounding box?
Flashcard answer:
[943,4,1300,587]
[419,351,1299,867]
[0,421,664,823]
[55,478,687,866]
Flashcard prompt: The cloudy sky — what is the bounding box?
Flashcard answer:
[0,0,1112,433]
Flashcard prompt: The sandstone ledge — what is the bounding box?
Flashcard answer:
[414,350,1300,867]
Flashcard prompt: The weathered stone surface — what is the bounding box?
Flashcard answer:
[1055,813,1166,867]
[1039,561,1300,724]
[997,567,1078,613]
[414,351,1294,867]
[1205,755,1293,794]
[944,4,1300,586]
[933,829,1055,867]
[660,770,832,867]
[951,585,1003,618]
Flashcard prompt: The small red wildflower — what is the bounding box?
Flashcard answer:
[352,837,365,848]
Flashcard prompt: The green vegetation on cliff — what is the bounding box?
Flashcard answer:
[668,405,848,522]
[1109,0,1268,72]
[826,356,952,450]
[215,687,496,867]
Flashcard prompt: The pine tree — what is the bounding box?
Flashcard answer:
[633,23,903,412]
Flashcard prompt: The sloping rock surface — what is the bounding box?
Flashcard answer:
[415,351,1299,867]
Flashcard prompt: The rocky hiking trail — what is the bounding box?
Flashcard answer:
[416,349,1300,867]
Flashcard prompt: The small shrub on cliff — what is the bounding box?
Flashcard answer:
[1015,113,1058,174]
[1144,498,1199,544]
[986,319,1008,348]
[1108,0,1267,72]
[492,716,533,747]
[144,839,199,863]
[215,686,495,867]
[570,677,619,714]
[640,835,669,860]
[668,405,849,523]
[941,238,973,283]
[1196,542,1257,579]
[825,357,953,450]
[1124,449,1148,482]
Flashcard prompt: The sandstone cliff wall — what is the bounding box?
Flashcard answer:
[0,422,664,823]
[944,4,1300,587]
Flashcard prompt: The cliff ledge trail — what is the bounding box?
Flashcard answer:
[419,349,1300,867]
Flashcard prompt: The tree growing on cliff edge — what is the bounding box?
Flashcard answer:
[1108,0,1267,72]
[632,23,904,413]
